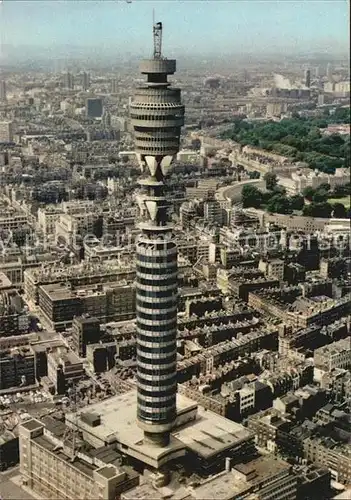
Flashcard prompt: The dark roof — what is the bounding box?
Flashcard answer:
[21,419,43,432]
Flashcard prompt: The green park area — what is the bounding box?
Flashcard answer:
[241,174,350,218]
[220,106,350,218]
[221,107,350,174]
[327,196,350,209]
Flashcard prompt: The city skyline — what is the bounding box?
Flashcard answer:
[1,0,349,57]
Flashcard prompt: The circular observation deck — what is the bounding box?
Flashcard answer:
[139,59,176,75]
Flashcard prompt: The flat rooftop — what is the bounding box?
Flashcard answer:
[30,338,66,353]
[66,390,252,468]
[32,433,97,479]
[173,407,251,459]
[122,483,164,500]
[192,470,247,499]
[21,419,44,432]
[192,455,291,499]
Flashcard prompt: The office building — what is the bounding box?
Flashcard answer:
[72,316,101,357]
[47,348,85,394]
[204,199,223,224]
[334,80,351,96]
[19,419,139,500]
[326,63,333,82]
[0,347,35,390]
[266,101,288,118]
[102,110,112,128]
[65,391,255,473]
[188,455,297,500]
[317,93,325,106]
[23,259,135,306]
[63,72,74,90]
[82,71,90,91]
[304,68,311,88]
[111,79,118,93]
[0,80,6,102]
[314,338,351,373]
[130,21,185,447]
[86,98,103,118]
[37,280,136,331]
[0,121,13,143]
[303,437,351,484]
[0,429,19,471]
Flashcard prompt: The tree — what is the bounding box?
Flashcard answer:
[314,202,333,218]
[242,185,264,208]
[220,114,348,175]
[318,183,330,192]
[332,203,347,218]
[302,204,314,217]
[333,107,351,123]
[304,202,333,218]
[312,189,328,203]
[290,195,304,211]
[266,193,291,214]
[248,170,261,179]
[303,186,315,201]
[264,172,278,191]
[334,184,351,197]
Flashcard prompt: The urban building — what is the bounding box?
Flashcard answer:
[0,80,6,102]
[65,390,256,473]
[278,168,350,195]
[24,259,135,306]
[0,428,19,471]
[303,437,351,484]
[189,455,297,500]
[47,347,85,394]
[0,288,29,336]
[0,346,35,390]
[204,199,223,224]
[304,68,311,88]
[37,280,135,331]
[293,464,331,500]
[82,71,90,91]
[0,121,13,142]
[111,78,118,94]
[72,316,101,357]
[314,338,351,373]
[19,418,139,500]
[86,98,103,118]
[63,72,74,90]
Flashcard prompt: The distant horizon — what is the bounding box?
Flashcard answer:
[1,0,349,58]
[1,43,349,65]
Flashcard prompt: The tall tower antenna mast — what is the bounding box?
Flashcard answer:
[153,16,163,59]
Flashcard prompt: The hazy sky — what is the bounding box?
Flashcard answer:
[1,0,349,55]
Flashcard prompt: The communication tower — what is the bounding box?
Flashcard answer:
[130,20,185,447]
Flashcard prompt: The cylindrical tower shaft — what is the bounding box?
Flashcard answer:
[130,23,184,448]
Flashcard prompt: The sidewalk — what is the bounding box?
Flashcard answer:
[10,475,39,500]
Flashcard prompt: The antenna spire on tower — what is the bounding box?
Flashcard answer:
[153,15,163,59]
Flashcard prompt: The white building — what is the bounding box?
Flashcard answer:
[278,168,350,195]
[0,121,13,142]
[38,206,64,236]
[314,338,351,373]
